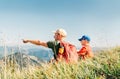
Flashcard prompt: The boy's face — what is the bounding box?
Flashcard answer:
[80,40,89,45]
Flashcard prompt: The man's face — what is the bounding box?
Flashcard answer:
[54,33,63,40]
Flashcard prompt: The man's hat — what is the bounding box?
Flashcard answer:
[53,28,67,37]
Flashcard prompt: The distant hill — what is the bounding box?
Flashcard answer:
[2,52,45,68]
[27,46,54,61]
[0,45,54,62]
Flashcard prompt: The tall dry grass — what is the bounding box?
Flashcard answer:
[0,46,120,79]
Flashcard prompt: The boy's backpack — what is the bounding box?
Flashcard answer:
[57,41,78,63]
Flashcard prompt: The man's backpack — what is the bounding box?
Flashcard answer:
[57,41,78,63]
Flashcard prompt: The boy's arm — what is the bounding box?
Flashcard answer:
[78,51,86,56]
[78,47,87,56]
[87,47,94,57]
[23,39,48,47]
[87,51,94,57]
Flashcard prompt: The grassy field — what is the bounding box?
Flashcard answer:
[0,47,120,79]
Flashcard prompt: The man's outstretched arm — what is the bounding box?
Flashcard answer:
[23,39,48,47]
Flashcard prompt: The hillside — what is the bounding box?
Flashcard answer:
[1,52,45,68]
[0,47,120,79]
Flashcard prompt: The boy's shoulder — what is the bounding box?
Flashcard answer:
[82,44,92,51]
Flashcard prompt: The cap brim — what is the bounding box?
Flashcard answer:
[78,38,82,41]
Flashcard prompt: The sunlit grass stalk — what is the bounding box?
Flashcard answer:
[3,34,7,79]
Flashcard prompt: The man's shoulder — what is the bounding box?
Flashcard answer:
[47,41,55,48]
[47,40,54,43]
[47,40,60,45]
[47,41,55,44]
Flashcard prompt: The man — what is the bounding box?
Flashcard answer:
[23,28,67,60]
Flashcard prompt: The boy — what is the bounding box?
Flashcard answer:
[77,35,94,60]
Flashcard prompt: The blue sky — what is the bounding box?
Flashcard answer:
[0,0,120,47]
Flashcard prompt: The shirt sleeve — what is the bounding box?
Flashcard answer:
[47,41,54,48]
[78,47,87,56]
